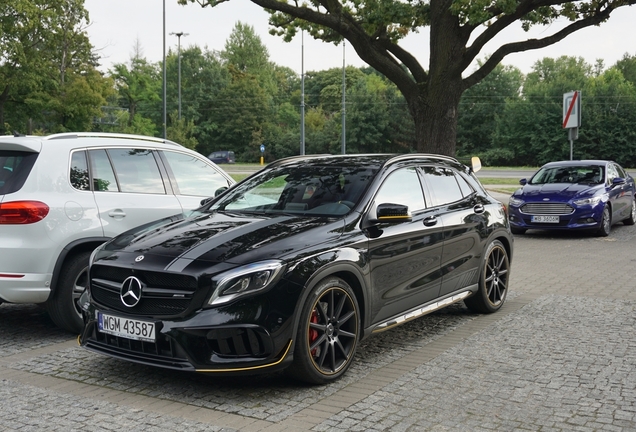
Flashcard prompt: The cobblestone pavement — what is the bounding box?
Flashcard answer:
[1,198,635,431]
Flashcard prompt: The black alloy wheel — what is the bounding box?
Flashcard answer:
[624,199,636,226]
[287,278,359,384]
[464,240,510,314]
[596,206,611,237]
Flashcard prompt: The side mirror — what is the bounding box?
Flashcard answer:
[519,178,527,186]
[471,156,482,173]
[214,186,228,197]
[612,177,626,186]
[376,203,412,222]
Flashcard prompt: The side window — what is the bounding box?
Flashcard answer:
[607,164,618,184]
[108,148,165,194]
[70,150,90,191]
[162,151,229,196]
[374,167,425,212]
[89,149,118,192]
[456,172,474,197]
[614,164,626,179]
[422,166,464,206]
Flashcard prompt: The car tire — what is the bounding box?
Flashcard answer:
[286,277,360,385]
[624,199,636,226]
[510,226,526,235]
[596,206,611,237]
[46,251,91,334]
[464,239,510,314]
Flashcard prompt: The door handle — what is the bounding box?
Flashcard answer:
[473,204,485,214]
[108,210,126,218]
[423,216,437,227]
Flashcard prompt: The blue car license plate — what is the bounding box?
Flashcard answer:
[531,215,559,223]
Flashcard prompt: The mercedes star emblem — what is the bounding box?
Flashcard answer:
[135,255,145,262]
[120,276,143,308]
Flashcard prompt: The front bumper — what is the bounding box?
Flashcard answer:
[508,206,603,231]
[79,294,297,375]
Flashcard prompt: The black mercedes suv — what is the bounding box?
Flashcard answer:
[79,154,513,384]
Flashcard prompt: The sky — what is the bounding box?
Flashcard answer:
[84,0,636,76]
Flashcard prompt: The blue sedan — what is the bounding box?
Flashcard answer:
[508,160,636,236]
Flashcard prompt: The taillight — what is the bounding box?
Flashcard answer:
[0,201,50,224]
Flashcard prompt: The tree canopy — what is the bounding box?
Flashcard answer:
[180,0,636,156]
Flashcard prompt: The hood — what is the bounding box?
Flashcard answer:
[98,210,345,272]
[515,183,603,202]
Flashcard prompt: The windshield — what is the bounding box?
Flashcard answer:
[530,165,604,185]
[208,164,378,217]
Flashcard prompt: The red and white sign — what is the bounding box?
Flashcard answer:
[563,91,581,129]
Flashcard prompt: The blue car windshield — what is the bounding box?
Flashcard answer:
[209,164,378,217]
[530,165,604,185]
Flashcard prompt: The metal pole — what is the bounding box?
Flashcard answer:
[162,0,166,139]
[300,31,305,156]
[341,41,346,155]
[170,32,188,120]
[178,34,182,120]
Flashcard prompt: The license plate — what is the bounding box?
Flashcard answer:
[97,312,155,342]
[531,215,560,223]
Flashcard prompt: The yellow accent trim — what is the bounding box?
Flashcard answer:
[77,335,81,345]
[377,215,409,220]
[195,339,293,373]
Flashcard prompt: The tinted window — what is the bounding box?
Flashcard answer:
[89,149,118,191]
[213,164,377,216]
[108,149,165,194]
[456,172,474,197]
[531,165,604,185]
[0,151,38,195]
[422,166,463,206]
[70,150,90,191]
[375,167,425,212]
[162,151,228,196]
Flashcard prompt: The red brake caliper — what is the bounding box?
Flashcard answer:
[309,309,319,356]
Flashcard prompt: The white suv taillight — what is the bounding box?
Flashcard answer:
[0,201,49,224]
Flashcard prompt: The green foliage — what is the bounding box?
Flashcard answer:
[167,111,198,149]
[457,62,523,157]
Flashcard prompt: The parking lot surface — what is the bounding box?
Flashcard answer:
[1,193,635,431]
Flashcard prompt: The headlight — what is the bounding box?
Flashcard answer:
[206,260,285,306]
[573,196,602,206]
[508,197,524,207]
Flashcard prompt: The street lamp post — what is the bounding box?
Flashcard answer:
[170,32,188,120]
[162,0,166,138]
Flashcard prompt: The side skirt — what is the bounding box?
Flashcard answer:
[370,287,476,334]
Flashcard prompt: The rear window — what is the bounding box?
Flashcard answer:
[0,151,38,195]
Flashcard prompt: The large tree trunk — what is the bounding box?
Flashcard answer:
[405,0,469,157]
[408,82,463,156]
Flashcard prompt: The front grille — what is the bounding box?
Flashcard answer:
[84,323,193,370]
[90,264,198,316]
[520,203,574,215]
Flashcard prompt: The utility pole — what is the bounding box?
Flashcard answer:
[341,41,346,155]
[162,0,166,138]
[170,32,189,120]
[300,31,305,156]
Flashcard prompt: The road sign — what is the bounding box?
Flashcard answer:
[260,144,265,153]
[563,91,581,129]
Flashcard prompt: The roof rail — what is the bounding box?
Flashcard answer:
[43,132,183,147]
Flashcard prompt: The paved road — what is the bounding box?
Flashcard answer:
[1,191,635,431]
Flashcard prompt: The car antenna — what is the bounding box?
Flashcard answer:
[13,131,26,137]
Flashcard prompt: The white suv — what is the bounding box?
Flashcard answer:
[0,132,235,333]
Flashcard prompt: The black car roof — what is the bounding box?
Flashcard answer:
[265,153,465,172]
[542,160,611,167]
